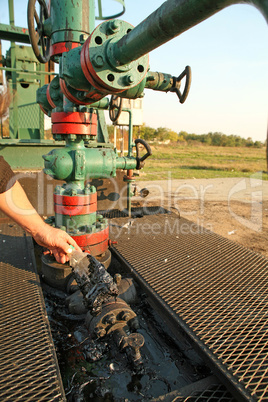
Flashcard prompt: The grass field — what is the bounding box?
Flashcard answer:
[135,143,268,181]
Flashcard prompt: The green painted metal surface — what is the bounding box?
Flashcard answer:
[113,0,268,65]
[5,45,45,141]
[43,140,136,182]
[0,23,30,43]
[0,142,64,170]
[55,210,97,229]
[60,46,91,92]
[48,0,91,45]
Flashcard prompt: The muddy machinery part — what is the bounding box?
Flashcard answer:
[68,251,145,366]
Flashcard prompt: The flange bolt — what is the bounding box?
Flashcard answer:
[105,313,117,325]
[92,54,104,68]
[125,74,134,85]
[121,311,131,321]
[94,327,106,338]
[108,19,120,33]
[114,273,121,285]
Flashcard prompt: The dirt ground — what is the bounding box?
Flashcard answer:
[133,177,268,258]
[2,173,267,259]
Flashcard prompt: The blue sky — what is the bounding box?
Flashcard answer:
[1,0,267,141]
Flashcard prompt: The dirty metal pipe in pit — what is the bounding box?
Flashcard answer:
[113,0,268,66]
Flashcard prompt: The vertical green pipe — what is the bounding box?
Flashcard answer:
[38,63,45,139]
[127,110,133,157]
[126,109,133,217]
[127,181,131,217]
[89,0,95,33]
[9,0,18,139]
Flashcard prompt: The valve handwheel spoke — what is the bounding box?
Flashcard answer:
[109,95,123,123]
[28,0,50,63]
[135,139,152,170]
[171,65,192,104]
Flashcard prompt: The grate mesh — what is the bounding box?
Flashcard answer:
[183,383,237,401]
[111,213,268,401]
[99,206,169,219]
[0,223,65,401]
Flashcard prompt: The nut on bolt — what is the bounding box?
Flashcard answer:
[114,273,122,286]
[108,19,120,33]
[104,313,117,325]
[129,317,140,330]
[125,74,134,85]
[80,33,87,44]
[94,327,106,338]
[54,185,61,194]
[92,54,104,68]
[127,333,144,363]
[121,311,131,321]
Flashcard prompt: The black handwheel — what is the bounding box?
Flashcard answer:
[27,0,50,63]
[135,138,152,170]
[171,65,192,104]
[109,95,123,123]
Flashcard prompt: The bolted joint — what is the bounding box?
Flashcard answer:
[121,311,131,321]
[104,313,117,325]
[79,34,87,44]
[108,19,121,33]
[94,327,106,338]
[124,74,134,85]
[54,185,62,194]
[114,273,122,286]
[81,20,149,95]
[92,54,104,68]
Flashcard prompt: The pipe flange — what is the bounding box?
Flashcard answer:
[85,299,137,338]
[81,20,149,94]
[46,76,63,109]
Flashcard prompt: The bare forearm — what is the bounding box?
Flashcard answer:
[0,181,46,236]
[0,181,81,263]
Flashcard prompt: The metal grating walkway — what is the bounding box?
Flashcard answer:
[0,223,65,401]
[110,212,268,401]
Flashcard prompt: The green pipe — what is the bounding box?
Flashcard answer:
[8,0,15,26]
[89,0,95,33]
[113,0,268,65]
[8,0,17,139]
[145,71,174,92]
[90,97,110,109]
[48,0,91,45]
[0,66,58,76]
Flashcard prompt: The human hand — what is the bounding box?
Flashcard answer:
[33,223,82,264]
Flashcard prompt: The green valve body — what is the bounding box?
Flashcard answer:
[43,140,136,182]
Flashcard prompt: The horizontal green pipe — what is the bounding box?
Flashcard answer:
[0,23,30,44]
[145,71,174,92]
[0,139,65,145]
[0,66,58,76]
[113,0,268,65]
